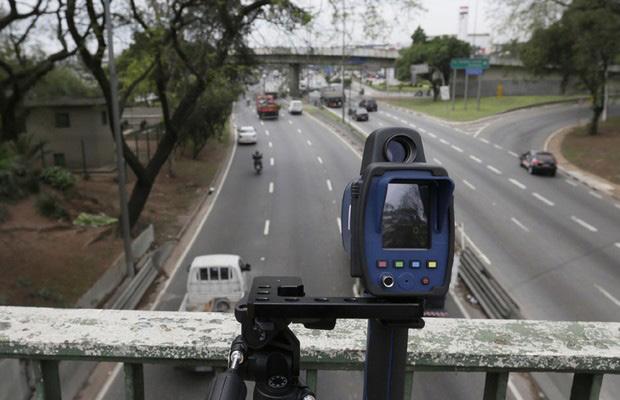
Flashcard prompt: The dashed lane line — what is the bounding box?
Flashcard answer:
[263,220,270,236]
[511,217,530,232]
[462,180,476,191]
[615,242,620,249]
[508,151,518,157]
[487,165,502,175]
[532,192,555,206]
[337,217,342,234]
[288,120,292,125]
[427,132,437,138]
[270,157,274,166]
[326,179,333,192]
[432,157,442,165]
[565,179,578,187]
[268,141,273,148]
[509,179,527,190]
[268,182,274,194]
[479,138,490,144]
[570,216,598,232]
[493,144,503,150]
[317,156,323,164]
[594,284,620,308]
[297,128,302,134]
[469,155,482,163]
[306,140,312,146]
[589,191,603,199]
[265,129,270,136]
[451,145,464,153]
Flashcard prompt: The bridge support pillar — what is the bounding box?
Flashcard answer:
[289,63,301,98]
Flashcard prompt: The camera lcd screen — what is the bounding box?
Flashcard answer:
[382,183,430,249]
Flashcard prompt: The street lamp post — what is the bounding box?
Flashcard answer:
[103,0,135,277]
[341,0,345,122]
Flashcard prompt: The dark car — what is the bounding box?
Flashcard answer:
[359,98,378,112]
[348,105,369,121]
[519,151,557,176]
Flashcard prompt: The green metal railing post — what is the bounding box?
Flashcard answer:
[124,363,145,400]
[40,360,62,400]
[570,373,603,400]
[483,371,508,400]
[404,370,414,399]
[306,369,318,393]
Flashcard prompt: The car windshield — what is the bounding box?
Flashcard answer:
[536,154,555,162]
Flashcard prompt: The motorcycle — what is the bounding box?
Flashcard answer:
[254,160,263,175]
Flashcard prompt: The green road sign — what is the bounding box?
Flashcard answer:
[450,58,490,70]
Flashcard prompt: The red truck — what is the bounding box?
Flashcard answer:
[256,95,280,120]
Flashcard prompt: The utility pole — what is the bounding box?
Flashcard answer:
[341,0,346,122]
[104,0,134,277]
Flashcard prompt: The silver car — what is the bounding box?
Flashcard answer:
[237,126,257,144]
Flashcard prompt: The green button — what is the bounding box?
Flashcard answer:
[394,260,404,268]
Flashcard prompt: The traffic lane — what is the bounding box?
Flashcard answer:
[374,105,620,258]
[355,109,620,321]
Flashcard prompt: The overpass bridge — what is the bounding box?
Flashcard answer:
[253,47,399,96]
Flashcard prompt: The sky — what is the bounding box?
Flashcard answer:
[249,0,494,49]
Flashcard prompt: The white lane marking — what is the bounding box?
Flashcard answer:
[378,121,384,126]
[532,192,555,206]
[479,138,490,144]
[265,129,270,136]
[268,141,273,148]
[418,128,426,133]
[508,151,518,157]
[306,140,312,146]
[288,119,292,125]
[469,155,482,163]
[260,121,264,126]
[615,242,620,249]
[615,203,620,209]
[509,178,527,190]
[462,179,476,190]
[297,128,302,134]
[589,191,603,199]
[427,132,437,138]
[270,157,274,166]
[439,138,450,145]
[268,182,274,193]
[337,217,342,234]
[493,144,503,150]
[565,179,578,187]
[451,145,464,153]
[594,284,620,307]
[487,165,502,175]
[570,215,598,232]
[317,156,323,164]
[432,157,442,165]
[326,179,333,192]
[511,217,530,232]
[304,110,362,159]
[263,219,270,235]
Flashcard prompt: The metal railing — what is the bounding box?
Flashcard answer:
[0,306,618,400]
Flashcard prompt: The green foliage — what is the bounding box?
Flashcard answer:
[73,212,117,227]
[0,136,42,200]
[396,28,471,100]
[30,66,99,100]
[0,204,8,223]
[521,0,620,134]
[35,193,68,220]
[40,166,76,191]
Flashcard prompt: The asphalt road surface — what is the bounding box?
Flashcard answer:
[97,101,486,400]
[333,96,620,399]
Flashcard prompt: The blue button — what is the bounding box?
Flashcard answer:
[410,260,421,269]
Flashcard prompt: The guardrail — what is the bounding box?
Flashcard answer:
[1,307,618,400]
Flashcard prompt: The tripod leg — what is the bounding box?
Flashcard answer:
[364,319,409,400]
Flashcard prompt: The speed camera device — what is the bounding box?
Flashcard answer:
[341,127,455,300]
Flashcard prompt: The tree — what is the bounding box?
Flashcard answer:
[521,0,620,135]
[396,29,471,101]
[66,0,309,229]
[0,0,76,142]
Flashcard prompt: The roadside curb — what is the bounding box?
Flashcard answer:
[545,124,619,201]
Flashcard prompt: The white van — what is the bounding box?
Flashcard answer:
[288,100,303,115]
[180,254,251,313]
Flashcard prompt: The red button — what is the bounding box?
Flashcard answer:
[377,260,388,268]
[421,277,430,285]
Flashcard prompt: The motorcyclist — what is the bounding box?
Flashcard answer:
[252,150,263,172]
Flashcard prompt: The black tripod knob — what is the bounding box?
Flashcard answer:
[206,369,247,400]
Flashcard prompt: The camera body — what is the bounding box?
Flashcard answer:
[342,128,455,301]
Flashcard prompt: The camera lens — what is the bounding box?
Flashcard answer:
[384,135,416,163]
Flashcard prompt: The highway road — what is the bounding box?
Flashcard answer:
[97,101,486,399]
[333,97,620,399]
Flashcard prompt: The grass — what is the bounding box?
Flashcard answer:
[386,95,584,122]
[562,116,620,185]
